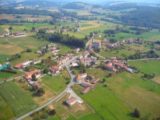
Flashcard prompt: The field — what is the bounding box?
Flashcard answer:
[0,3,160,120]
[0,72,17,81]
[0,36,48,64]
[0,82,37,119]
[70,59,160,120]
[65,21,117,39]
[0,23,54,32]
[99,44,150,58]
[46,94,93,120]
[41,70,70,94]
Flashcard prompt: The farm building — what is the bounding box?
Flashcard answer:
[24,70,41,80]
[65,97,77,106]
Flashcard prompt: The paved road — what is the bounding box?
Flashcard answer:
[16,56,81,120]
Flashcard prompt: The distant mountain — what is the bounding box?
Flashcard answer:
[0,0,159,8]
[62,2,91,9]
[19,0,58,7]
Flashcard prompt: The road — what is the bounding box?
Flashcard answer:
[16,56,82,120]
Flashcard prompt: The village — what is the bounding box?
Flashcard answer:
[0,37,138,113]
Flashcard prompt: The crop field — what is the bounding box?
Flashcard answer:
[0,82,37,119]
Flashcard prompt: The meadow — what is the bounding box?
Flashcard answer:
[0,36,48,64]
[99,44,150,59]
[0,82,37,119]
[41,70,70,94]
[0,23,53,32]
[69,59,160,120]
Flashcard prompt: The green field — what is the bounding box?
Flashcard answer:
[69,60,160,120]
[129,60,160,75]
[41,70,70,93]
[0,23,54,32]
[0,72,16,81]
[0,36,48,64]
[99,44,149,58]
[0,82,37,119]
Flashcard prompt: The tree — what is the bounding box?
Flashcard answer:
[9,26,13,35]
[132,108,140,118]
[31,27,36,32]
[34,88,45,96]
[26,48,32,52]
[43,68,49,74]
[102,78,106,83]
[9,26,13,31]
[32,74,37,81]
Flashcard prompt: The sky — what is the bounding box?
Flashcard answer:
[62,0,160,4]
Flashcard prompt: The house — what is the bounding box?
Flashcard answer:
[22,61,33,68]
[49,65,62,75]
[79,56,97,67]
[0,63,10,71]
[65,97,77,106]
[80,82,91,88]
[81,87,91,94]
[13,32,25,36]
[24,70,41,80]
[33,60,42,65]
[92,41,101,50]
[105,58,134,73]
[70,62,79,67]
[14,63,23,69]
[76,73,88,83]
[83,51,90,58]
[75,48,80,53]
[105,62,117,72]
[28,80,41,90]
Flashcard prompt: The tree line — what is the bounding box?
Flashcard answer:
[37,30,85,48]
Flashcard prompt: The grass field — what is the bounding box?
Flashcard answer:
[0,95,14,120]
[65,21,117,39]
[41,70,70,94]
[99,44,149,58]
[0,82,37,118]
[0,72,16,81]
[0,23,53,32]
[129,60,160,75]
[106,72,160,119]
[0,36,48,64]
[73,84,132,120]
[71,60,160,120]
[107,29,160,41]
[0,36,48,54]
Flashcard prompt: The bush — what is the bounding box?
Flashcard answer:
[131,108,140,118]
